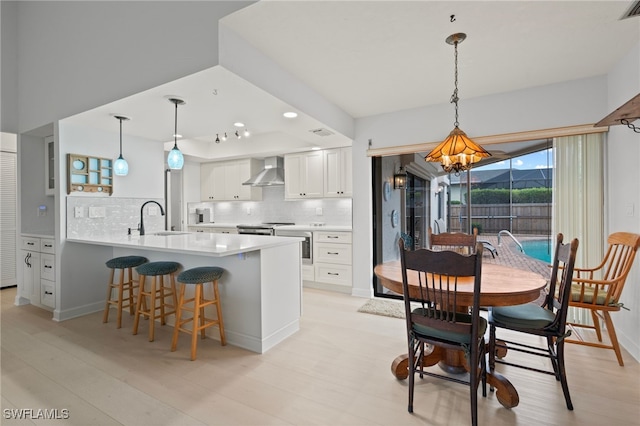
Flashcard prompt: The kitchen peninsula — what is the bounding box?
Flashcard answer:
[67,232,303,354]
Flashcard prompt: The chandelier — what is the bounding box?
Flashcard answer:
[425,33,490,174]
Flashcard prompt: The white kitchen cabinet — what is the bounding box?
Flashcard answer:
[201,159,262,201]
[20,236,55,310]
[284,151,324,199]
[313,231,352,289]
[323,147,352,198]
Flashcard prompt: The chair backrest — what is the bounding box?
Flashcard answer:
[599,232,640,302]
[544,233,579,330]
[434,218,446,234]
[399,239,483,345]
[428,227,477,254]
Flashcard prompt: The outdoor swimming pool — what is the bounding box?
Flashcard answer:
[521,239,552,263]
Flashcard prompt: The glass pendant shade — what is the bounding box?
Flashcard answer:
[114,155,129,176]
[167,97,185,170]
[425,126,491,174]
[114,115,130,176]
[167,145,184,170]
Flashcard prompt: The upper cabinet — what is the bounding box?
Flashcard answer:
[284,150,325,199]
[323,147,352,198]
[200,158,262,202]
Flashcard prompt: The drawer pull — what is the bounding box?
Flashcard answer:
[44,265,53,269]
[27,242,35,246]
[327,236,339,239]
[44,244,52,248]
[327,272,340,276]
[327,252,339,255]
[44,291,53,295]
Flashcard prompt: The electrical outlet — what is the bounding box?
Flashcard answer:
[246,207,252,215]
[625,203,635,217]
[316,207,323,216]
[74,206,83,218]
[89,206,105,218]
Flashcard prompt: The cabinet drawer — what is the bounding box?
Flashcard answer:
[314,231,352,244]
[302,264,315,281]
[314,263,352,286]
[41,254,55,281]
[40,239,55,254]
[41,281,55,308]
[22,237,40,250]
[315,242,352,264]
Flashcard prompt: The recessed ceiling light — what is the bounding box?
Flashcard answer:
[283,112,298,118]
[234,122,245,127]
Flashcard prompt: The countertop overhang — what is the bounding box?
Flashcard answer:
[67,233,303,257]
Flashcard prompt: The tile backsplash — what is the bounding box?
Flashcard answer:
[66,187,352,240]
[66,196,165,239]
[188,186,352,226]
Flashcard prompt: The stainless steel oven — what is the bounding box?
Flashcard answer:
[275,229,313,265]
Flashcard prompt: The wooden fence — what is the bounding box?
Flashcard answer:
[449,203,552,235]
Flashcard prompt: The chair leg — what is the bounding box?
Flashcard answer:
[132,275,146,335]
[116,268,125,328]
[148,276,157,342]
[171,284,186,353]
[556,340,574,410]
[127,267,136,315]
[190,284,202,361]
[103,268,116,323]
[408,341,415,413]
[590,309,603,342]
[603,311,624,366]
[213,280,226,345]
[547,336,560,379]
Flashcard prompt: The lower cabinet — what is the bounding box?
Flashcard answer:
[21,236,55,310]
[312,231,352,290]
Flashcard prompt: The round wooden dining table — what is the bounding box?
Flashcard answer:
[374,260,547,409]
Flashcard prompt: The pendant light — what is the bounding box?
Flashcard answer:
[167,97,185,170]
[113,115,130,176]
[425,33,491,174]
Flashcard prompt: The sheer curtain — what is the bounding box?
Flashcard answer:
[553,133,604,323]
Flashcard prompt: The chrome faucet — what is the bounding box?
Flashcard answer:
[139,200,165,236]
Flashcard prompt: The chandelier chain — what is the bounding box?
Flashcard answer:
[451,39,460,128]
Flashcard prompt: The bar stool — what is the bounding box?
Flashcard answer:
[171,266,225,360]
[133,261,179,342]
[103,255,148,328]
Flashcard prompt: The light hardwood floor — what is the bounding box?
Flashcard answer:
[1,286,638,425]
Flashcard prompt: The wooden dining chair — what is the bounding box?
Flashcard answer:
[398,239,486,426]
[427,226,477,254]
[488,233,579,410]
[565,232,640,366]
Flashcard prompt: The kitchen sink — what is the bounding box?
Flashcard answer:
[153,231,191,236]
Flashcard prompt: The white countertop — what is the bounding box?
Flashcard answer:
[188,223,352,232]
[67,233,303,257]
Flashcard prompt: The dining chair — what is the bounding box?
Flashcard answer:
[565,232,640,366]
[427,227,477,254]
[488,233,579,410]
[398,239,486,426]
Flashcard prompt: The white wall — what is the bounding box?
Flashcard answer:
[605,41,640,362]
[2,1,254,134]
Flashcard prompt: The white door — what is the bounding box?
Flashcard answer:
[1,133,17,288]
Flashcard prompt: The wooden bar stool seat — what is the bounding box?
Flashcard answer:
[133,261,179,342]
[171,266,225,360]
[103,255,148,328]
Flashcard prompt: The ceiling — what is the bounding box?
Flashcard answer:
[63,1,640,163]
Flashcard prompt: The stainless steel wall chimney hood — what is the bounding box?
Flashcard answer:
[242,156,285,186]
